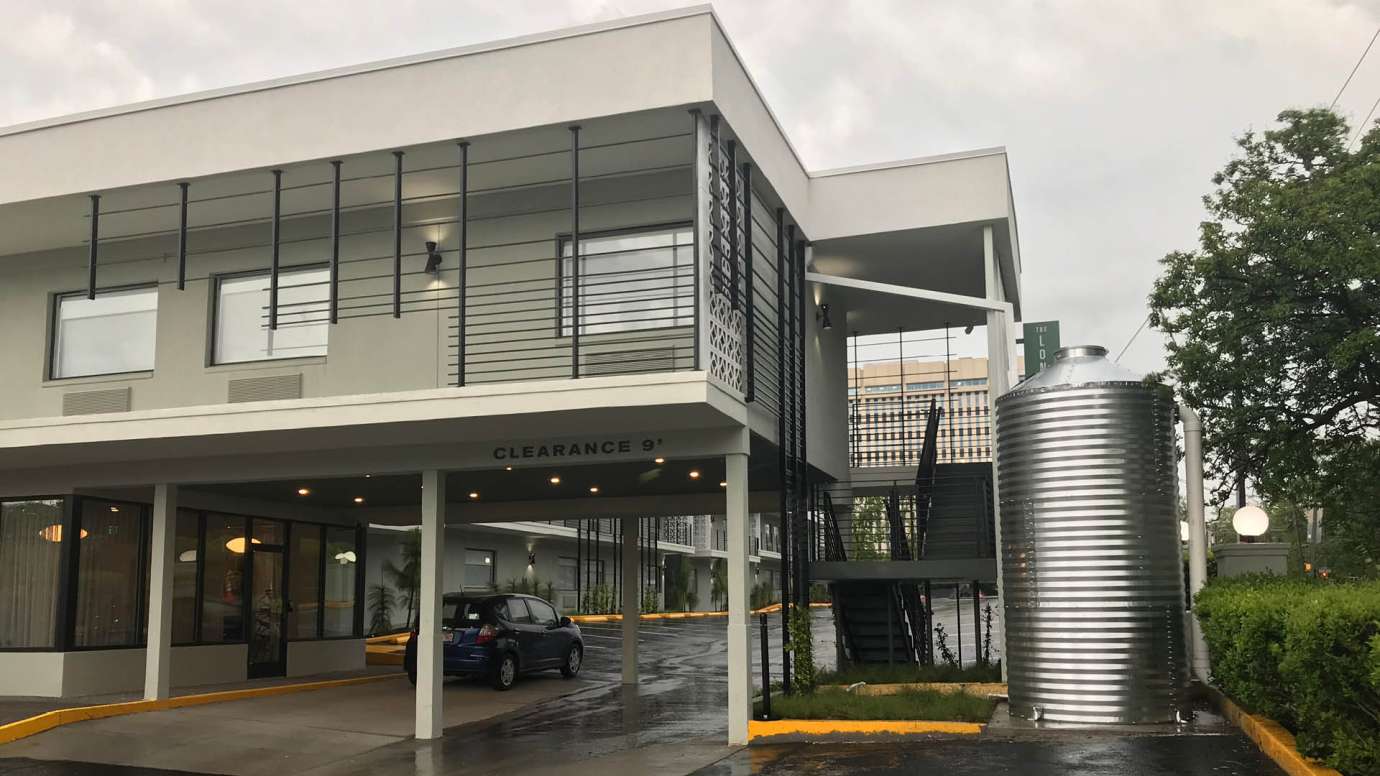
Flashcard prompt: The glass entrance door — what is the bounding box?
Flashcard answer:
[248,520,286,678]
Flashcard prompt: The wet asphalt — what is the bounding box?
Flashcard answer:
[0,610,1284,776]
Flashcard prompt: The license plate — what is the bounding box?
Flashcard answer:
[443,631,455,644]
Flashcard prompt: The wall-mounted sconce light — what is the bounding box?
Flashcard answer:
[527,551,537,567]
[424,240,444,274]
[964,324,975,335]
[816,303,833,330]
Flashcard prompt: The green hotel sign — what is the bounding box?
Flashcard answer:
[1022,321,1060,379]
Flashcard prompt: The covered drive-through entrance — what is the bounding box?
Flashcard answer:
[0,372,781,745]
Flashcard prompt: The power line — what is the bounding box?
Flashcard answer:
[1348,92,1380,150]
[1331,26,1380,109]
[1116,313,1151,362]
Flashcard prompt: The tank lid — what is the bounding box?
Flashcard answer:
[1011,343,1145,392]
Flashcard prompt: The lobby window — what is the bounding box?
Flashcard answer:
[0,498,64,648]
[464,549,496,590]
[288,525,323,639]
[52,286,158,379]
[558,223,693,336]
[171,510,200,644]
[214,267,329,364]
[201,514,247,643]
[73,499,149,647]
[323,526,358,638]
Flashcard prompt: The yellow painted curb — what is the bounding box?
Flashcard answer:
[748,718,983,740]
[0,673,400,747]
[1210,689,1342,776]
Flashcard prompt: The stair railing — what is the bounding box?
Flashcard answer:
[913,398,944,558]
[819,491,847,562]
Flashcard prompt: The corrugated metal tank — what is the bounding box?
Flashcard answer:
[995,345,1187,724]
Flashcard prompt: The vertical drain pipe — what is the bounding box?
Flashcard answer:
[1180,403,1211,684]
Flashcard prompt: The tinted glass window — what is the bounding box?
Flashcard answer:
[53,287,158,378]
[527,599,558,627]
[504,598,532,624]
[202,514,247,642]
[171,509,199,644]
[0,499,63,648]
[287,525,321,639]
[323,526,357,637]
[74,499,148,647]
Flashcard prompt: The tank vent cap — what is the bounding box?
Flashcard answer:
[1055,345,1108,360]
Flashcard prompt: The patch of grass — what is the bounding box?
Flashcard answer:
[758,687,995,722]
[817,662,1001,686]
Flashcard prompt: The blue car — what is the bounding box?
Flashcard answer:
[404,593,583,691]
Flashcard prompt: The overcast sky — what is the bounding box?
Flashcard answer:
[3,0,1378,376]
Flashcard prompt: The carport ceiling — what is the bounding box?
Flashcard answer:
[192,452,784,510]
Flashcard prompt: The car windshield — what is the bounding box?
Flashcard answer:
[441,598,490,629]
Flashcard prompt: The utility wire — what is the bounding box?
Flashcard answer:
[1331,26,1380,109]
[1347,92,1380,150]
[1116,313,1151,362]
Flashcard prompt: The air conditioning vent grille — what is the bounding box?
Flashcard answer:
[227,373,303,403]
[62,387,131,416]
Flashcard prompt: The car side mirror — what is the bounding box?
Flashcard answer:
[558,616,572,628]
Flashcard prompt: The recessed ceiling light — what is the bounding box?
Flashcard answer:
[353,497,365,504]
[688,470,701,480]
[109,505,120,512]
[297,487,311,496]
[364,474,372,478]
[589,486,600,494]
[654,457,665,464]
[505,465,513,471]
[469,491,479,500]
[720,481,728,488]
[549,476,561,485]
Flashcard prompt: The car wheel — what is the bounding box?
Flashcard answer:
[560,644,582,678]
[492,653,517,691]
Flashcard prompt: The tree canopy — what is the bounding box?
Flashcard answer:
[1149,108,1379,574]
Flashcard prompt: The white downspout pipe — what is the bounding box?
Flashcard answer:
[1180,403,1211,684]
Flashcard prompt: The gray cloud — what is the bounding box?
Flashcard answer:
[2,0,1377,374]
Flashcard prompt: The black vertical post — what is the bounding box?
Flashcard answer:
[329,161,342,325]
[269,170,283,330]
[392,151,404,319]
[353,523,367,638]
[972,579,982,665]
[945,322,954,463]
[759,612,772,719]
[86,195,100,299]
[898,328,906,465]
[176,183,189,290]
[690,109,703,371]
[742,162,755,402]
[776,212,792,694]
[795,238,810,609]
[569,125,582,378]
[923,579,934,665]
[955,583,963,669]
[575,521,583,612]
[726,140,740,311]
[456,141,470,386]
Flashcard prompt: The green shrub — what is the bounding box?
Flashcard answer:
[787,606,816,694]
[1195,577,1380,775]
[759,687,994,722]
[817,662,1001,686]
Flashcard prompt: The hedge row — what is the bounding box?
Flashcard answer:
[1195,577,1380,776]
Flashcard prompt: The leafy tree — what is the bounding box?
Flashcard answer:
[849,496,891,560]
[710,559,727,610]
[1149,108,1379,571]
[366,583,396,635]
[382,529,421,628]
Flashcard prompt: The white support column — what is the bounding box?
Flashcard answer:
[725,451,751,745]
[416,469,446,740]
[144,483,177,701]
[983,225,1012,683]
[621,516,639,684]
